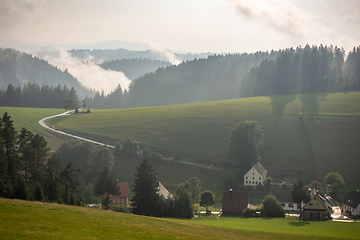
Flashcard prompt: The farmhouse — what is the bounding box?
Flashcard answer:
[302,190,333,220]
[108,182,129,210]
[271,192,299,211]
[222,190,249,215]
[244,162,267,187]
[342,190,360,216]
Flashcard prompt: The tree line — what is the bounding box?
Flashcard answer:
[0,83,79,109]
[81,44,360,109]
[241,45,360,97]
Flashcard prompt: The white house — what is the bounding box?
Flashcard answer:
[244,162,267,187]
[343,190,360,216]
[158,182,174,200]
[272,192,299,211]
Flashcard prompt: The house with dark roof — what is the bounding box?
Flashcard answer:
[343,190,360,216]
[271,192,299,211]
[244,162,267,187]
[222,190,249,215]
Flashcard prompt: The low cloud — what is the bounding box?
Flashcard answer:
[229,0,304,39]
[150,42,182,65]
[36,49,131,94]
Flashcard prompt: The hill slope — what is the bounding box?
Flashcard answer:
[1,198,358,240]
[0,48,91,97]
[47,92,360,186]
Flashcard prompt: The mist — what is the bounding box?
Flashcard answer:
[35,49,131,94]
[150,43,182,66]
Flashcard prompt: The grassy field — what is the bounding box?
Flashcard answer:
[45,93,360,183]
[2,92,360,196]
[0,107,73,151]
[1,198,359,240]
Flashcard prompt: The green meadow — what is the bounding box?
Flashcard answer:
[2,92,360,194]
[1,198,359,240]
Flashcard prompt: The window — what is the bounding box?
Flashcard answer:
[246,177,248,179]
[117,198,120,203]
[253,173,254,175]
[309,203,313,206]
[289,204,294,208]
[255,182,258,184]
[122,198,125,203]
[246,181,248,184]
[113,198,116,203]
[259,177,261,180]
[252,177,254,180]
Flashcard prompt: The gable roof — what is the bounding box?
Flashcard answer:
[222,191,249,214]
[158,182,174,199]
[116,182,129,198]
[343,190,360,209]
[247,162,267,178]
[271,192,294,203]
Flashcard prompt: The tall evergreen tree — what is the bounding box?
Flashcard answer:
[131,159,160,216]
[291,178,311,221]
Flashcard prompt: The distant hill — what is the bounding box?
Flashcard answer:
[0,48,92,97]
[99,58,171,80]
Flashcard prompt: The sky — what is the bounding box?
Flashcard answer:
[1,0,359,94]
[1,0,359,54]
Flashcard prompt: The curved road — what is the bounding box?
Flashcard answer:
[38,111,114,148]
[38,111,224,171]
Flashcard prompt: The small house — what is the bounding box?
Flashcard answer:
[271,192,299,211]
[108,182,129,210]
[244,162,267,187]
[343,190,360,216]
[222,190,249,215]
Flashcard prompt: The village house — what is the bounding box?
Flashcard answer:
[302,190,334,220]
[342,190,360,216]
[271,192,299,211]
[222,190,249,215]
[108,182,129,210]
[244,162,267,187]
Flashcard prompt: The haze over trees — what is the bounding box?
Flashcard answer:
[0,48,91,97]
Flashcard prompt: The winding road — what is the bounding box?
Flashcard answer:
[38,111,224,171]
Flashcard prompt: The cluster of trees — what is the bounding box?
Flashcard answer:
[131,159,213,219]
[309,172,345,201]
[0,48,90,97]
[0,83,79,109]
[241,45,360,97]
[0,113,81,204]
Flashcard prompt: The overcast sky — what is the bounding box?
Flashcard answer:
[1,0,359,53]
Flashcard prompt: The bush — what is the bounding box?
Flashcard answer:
[261,194,285,217]
[244,208,257,218]
[113,206,129,213]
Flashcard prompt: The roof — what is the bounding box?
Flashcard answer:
[271,192,294,203]
[222,191,249,214]
[253,162,267,178]
[115,182,129,198]
[343,190,360,209]
[158,182,174,199]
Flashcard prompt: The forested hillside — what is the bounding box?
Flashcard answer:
[99,58,171,80]
[0,48,91,97]
[84,45,360,109]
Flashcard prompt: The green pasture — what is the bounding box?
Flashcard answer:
[46,92,360,183]
[178,215,360,240]
[0,107,73,151]
[1,199,359,240]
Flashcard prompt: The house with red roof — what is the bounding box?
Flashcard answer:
[108,182,129,210]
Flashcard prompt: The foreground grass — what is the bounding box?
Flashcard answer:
[179,215,360,240]
[1,199,359,240]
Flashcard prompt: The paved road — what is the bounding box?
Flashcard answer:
[38,111,224,170]
[38,111,114,148]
